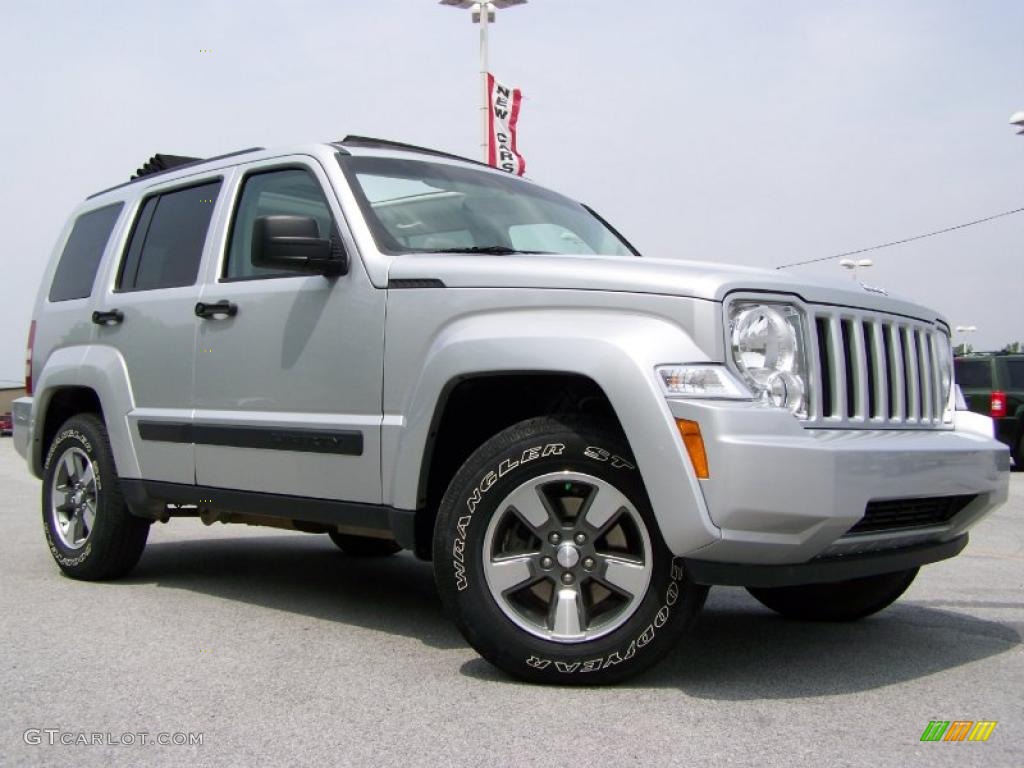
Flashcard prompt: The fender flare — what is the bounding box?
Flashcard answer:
[31,345,140,479]
[384,309,721,556]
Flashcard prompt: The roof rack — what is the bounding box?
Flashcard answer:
[87,147,265,199]
[132,153,203,180]
[338,135,491,169]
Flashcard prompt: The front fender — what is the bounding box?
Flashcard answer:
[384,307,722,556]
[31,345,140,479]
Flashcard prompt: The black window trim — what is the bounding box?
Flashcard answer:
[47,201,126,303]
[219,162,341,283]
[114,175,225,294]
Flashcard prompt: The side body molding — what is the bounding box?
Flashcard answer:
[383,306,723,557]
[30,344,141,479]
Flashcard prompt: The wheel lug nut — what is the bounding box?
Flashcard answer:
[574,532,586,545]
[548,532,561,545]
[540,556,553,570]
[583,557,595,570]
[561,572,575,585]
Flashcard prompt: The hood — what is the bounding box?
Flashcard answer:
[388,253,945,324]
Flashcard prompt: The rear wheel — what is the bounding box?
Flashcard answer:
[327,531,401,557]
[41,414,149,580]
[746,568,918,622]
[433,416,707,685]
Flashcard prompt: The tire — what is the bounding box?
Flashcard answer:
[41,414,150,580]
[328,531,402,557]
[433,415,708,685]
[1013,432,1023,472]
[746,567,919,622]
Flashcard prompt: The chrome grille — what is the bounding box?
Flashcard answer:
[807,309,949,428]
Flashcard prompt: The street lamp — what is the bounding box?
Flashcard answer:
[440,0,528,161]
[954,325,977,355]
[839,258,873,281]
[1011,111,1024,136]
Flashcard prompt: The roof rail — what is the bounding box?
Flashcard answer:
[338,135,491,169]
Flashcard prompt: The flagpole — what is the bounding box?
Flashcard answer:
[480,3,490,162]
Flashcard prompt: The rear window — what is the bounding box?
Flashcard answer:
[118,181,221,292]
[48,203,123,302]
[954,359,993,389]
[1004,359,1024,389]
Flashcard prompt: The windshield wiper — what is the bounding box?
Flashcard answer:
[421,246,553,255]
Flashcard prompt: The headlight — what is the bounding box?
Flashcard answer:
[935,333,954,422]
[729,302,809,416]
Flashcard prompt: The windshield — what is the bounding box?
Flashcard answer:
[339,155,636,257]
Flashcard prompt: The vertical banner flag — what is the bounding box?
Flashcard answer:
[486,73,526,176]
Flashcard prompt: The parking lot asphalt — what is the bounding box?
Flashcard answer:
[0,439,1021,768]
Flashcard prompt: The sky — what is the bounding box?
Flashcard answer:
[1,0,1022,386]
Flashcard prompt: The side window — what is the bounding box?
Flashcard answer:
[954,359,992,389]
[48,203,123,302]
[118,180,221,292]
[225,169,335,280]
[1004,360,1024,389]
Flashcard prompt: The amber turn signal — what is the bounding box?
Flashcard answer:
[675,419,709,479]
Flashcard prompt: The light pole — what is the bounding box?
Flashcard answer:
[839,258,873,282]
[954,325,977,355]
[440,0,528,161]
[1011,111,1024,135]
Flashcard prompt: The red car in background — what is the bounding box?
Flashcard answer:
[0,412,12,437]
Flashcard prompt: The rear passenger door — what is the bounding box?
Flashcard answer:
[190,157,386,503]
[92,176,226,485]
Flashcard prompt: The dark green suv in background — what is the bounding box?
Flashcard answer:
[954,352,1024,467]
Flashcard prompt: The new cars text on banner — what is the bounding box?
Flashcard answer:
[487,73,526,176]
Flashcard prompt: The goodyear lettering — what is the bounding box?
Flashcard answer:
[666,581,679,607]
[602,651,625,669]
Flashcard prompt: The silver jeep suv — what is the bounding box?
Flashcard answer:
[12,136,1010,684]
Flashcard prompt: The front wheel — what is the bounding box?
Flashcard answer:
[746,568,919,622]
[433,416,707,685]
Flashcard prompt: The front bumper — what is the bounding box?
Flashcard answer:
[12,397,32,460]
[668,399,1009,566]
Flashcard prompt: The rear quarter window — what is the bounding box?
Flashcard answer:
[48,203,124,302]
[954,359,993,389]
[1003,359,1024,389]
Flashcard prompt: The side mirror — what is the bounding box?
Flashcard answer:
[252,215,348,276]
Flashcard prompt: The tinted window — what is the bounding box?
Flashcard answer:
[225,169,334,280]
[1004,360,1024,388]
[48,203,123,301]
[118,181,221,291]
[954,359,992,388]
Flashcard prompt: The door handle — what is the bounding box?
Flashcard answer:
[194,300,238,319]
[91,309,124,326]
